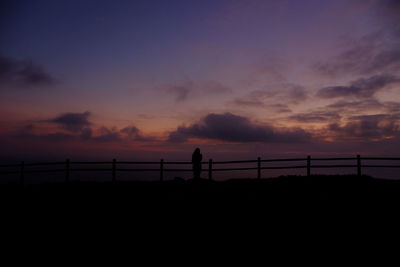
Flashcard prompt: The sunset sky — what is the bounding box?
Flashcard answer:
[1,0,400,162]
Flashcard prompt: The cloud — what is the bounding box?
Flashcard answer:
[313,35,400,76]
[374,0,400,36]
[90,127,121,142]
[165,81,231,103]
[316,74,400,99]
[327,99,383,110]
[168,113,310,143]
[16,111,156,143]
[0,54,55,88]
[231,98,266,108]
[325,99,400,114]
[287,86,308,103]
[230,84,306,110]
[269,104,292,113]
[120,125,155,141]
[231,98,292,112]
[314,1,400,76]
[168,84,191,102]
[327,114,400,139]
[289,111,341,123]
[15,124,78,141]
[15,123,155,143]
[202,81,232,94]
[48,111,91,133]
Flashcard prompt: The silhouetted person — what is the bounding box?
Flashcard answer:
[192,148,202,179]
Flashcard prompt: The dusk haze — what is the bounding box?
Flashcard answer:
[1,0,400,180]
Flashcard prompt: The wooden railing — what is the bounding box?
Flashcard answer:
[1,155,400,183]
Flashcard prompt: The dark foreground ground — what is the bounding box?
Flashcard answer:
[2,175,400,257]
[2,174,400,214]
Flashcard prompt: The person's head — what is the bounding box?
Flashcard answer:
[194,147,200,154]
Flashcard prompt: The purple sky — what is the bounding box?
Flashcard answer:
[1,0,400,170]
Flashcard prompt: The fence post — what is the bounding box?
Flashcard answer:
[208,159,213,181]
[112,159,116,182]
[357,155,361,176]
[20,161,24,185]
[257,157,261,179]
[66,159,70,183]
[307,155,311,177]
[160,159,164,182]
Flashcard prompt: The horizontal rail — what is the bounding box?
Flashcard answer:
[114,161,161,164]
[213,160,257,164]
[311,157,355,161]
[71,161,113,164]
[24,169,66,173]
[24,162,65,166]
[213,167,258,171]
[361,157,400,160]
[261,158,306,162]
[70,168,112,172]
[117,168,192,172]
[114,168,160,172]
[157,161,193,165]
[262,166,307,170]
[310,165,357,168]
[362,165,400,168]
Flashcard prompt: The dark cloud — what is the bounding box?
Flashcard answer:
[120,125,155,141]
[168,113,310,143]
[15,124,77,141]
[168,85,191,102]
[15,124,36,138]
[316,74,400,99]
[0,54,55,88]
[48,111,91,133]
[328,114,400,139]
[16,111,156,143]
[15,124,155,143]
[289,111,341,123]
[91,127,121,142]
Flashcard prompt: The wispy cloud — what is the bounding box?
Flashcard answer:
[0,54,55,88]
[314,1,400,77]
[289,111,341,123]
[163,80,232,103]
[229,83,306,111]
[327,114,400,140]
[167,84,192,102]
[316,74,400,99]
